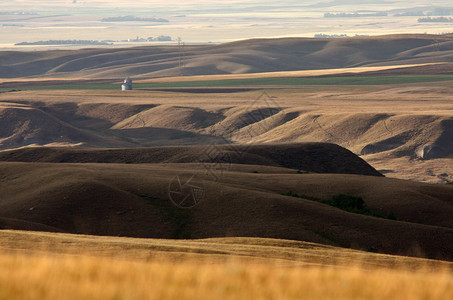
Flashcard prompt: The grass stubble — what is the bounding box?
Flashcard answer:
[0,252,451,300]
[0,231,451,299]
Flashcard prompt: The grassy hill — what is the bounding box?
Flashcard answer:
[0,143,383,176]
[0,230,452,299]
[0,155,452,261]
[1,34,453,79]
[0,34,452,299]
[0,88,451,162]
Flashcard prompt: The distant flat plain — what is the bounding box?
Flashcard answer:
[2,0,453,46]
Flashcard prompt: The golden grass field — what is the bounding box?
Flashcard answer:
[1,254,452,300]
[0,64,437,84]
[0,230,452,300]
[135,64,441,83]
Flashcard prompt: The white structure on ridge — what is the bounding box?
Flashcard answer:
[121,77,132,90]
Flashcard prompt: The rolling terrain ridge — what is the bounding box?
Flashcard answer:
[1,34,453,79]
[0,159,452,260]
[0,93,451,161]
[0,35,452,266]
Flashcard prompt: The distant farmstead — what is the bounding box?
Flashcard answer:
[122,77,132,90]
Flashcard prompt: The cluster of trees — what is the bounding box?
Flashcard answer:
[325,8,453,18]
[314,34,368,38]
[396,8,453,17]
[150,36,172,41]
[314,34,348,38]
[16,36,173,46]
[418,17,453,23]
[15,40,112,46]
[101,16,169,23]
[104,36,172,43]
[1,24,24,27]
[0,11,37,15]
[324,12,387,18]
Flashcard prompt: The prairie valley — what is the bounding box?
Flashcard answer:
[1,2,453,299]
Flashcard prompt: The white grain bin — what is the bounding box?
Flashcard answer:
[121,77,132,90]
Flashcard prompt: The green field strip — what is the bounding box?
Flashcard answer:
[2,75,453,91]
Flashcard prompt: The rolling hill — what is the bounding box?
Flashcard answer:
[1,230,451,299]
[0,88,451,162]
[1,34,453,79]
[0,148,452,260]
[1,18,453,300]
[0,143,383,176]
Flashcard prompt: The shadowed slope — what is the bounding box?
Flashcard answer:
[0,105,133,148]
[250,113,453,160]
[0,143,383,176]
[1,98,451,160]
[0,102,227,149]
[112,105,223,131]
[0,162,451,260]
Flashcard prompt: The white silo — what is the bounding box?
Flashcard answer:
[121,77,132,90]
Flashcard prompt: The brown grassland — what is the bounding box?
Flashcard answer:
[135,64,440,83]
[1,81,452,182]
[1,35,452,79]
[0,230,452,300]
[1,35,453,298]
[0,81,452,298]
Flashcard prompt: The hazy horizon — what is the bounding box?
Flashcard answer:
[1,0,453,48]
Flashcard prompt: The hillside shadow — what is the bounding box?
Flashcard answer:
[109,127,231,146]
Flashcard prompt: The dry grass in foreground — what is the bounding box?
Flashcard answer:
[0,230,452,299]
[0,253,451,300]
